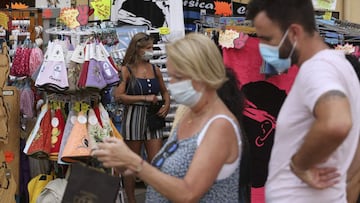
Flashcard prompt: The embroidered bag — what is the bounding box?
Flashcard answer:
[61,111,91,163]
[35,43,69,92]
[85,43,107,91]
[97,43,120,87]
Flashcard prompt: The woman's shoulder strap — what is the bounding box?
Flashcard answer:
[152,64,158,79]
[197,114,241,146]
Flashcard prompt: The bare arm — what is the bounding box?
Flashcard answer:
[94,118,239,202]
[292,90,352,170]
[155,66,170,117]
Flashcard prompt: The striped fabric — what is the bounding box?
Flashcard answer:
[122,104,163,141]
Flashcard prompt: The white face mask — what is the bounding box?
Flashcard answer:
[142,50,154,61]
[168,80,202,107]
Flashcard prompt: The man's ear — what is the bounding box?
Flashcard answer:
[288,24,303,43]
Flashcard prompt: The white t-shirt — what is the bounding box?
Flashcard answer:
[266,49,360,203]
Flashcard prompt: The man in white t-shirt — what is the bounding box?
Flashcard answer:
[247,0,360,202]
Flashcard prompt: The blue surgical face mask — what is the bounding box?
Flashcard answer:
[168,80,202,107]
[259,29,297,73]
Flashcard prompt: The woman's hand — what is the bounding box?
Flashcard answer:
[91,137,136,169]
[145,94,158,103]
[158,102,170,118]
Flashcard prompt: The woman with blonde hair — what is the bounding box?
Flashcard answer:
[94,33,244,202]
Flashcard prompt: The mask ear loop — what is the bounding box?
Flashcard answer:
[287,40,297,59]
[277,29,290,48]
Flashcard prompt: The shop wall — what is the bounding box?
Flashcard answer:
[342,0,360,23]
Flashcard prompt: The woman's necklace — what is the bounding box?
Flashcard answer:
[141,68,147,78]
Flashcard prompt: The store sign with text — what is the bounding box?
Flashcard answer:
[232,2,247,17]
[183,0,232,32]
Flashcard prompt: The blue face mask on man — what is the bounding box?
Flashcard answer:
[259,29,297,73]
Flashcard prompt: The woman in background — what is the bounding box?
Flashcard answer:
[113,32,170,203]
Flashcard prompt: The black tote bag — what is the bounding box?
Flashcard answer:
[62,163,120,203]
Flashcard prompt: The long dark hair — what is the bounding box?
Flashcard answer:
[218,68,251,203]
[122,32,153,66]
[122,32,154,91]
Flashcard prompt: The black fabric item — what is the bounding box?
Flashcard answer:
[241,81,287,187]
[147,100,165,132]
[62,163,120,203]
